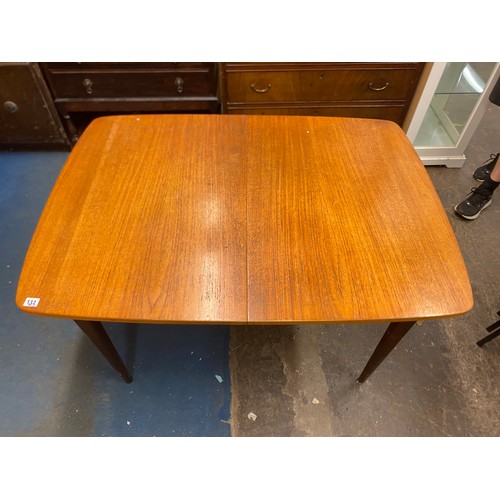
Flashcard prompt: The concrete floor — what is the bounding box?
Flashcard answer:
[0,105,499,439]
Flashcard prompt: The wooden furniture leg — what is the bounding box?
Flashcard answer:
[62,113,79,145]
[357,321,416,383]
[74,320,133,383]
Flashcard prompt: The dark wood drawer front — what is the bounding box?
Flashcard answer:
[48,70,213,98]
[227,105,406,123]
[39,62,219,145]
[226,69,418,103]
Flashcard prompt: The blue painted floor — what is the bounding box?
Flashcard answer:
[0,151,231,436]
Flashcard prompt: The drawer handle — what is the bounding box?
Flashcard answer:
[251,83,272,93]
[82,78,93,95]
[174,77,184,94]
[368,82,389,92]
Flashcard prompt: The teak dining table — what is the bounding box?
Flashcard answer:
[16,114,473,384]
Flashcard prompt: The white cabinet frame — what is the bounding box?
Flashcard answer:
[406,62,500,168]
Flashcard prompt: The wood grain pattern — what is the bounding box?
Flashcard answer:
[16,114,473,324]
[226,104,407,125]
[16,115,248,322]
[245,115,473,322]
[220,63,424,125]
[225,69,416,103]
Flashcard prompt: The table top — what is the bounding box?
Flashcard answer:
[16,114,473,324]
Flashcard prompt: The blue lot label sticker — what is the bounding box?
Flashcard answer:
[23,297,40,307]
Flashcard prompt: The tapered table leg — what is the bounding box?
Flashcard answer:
[74,320,133,383]
[357,321,416,383]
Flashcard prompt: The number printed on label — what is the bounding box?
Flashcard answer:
[23,297,40,307]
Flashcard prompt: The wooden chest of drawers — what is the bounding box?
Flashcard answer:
[221,63,424,126]
[41,63,219,143]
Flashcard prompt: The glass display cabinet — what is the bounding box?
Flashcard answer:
[406,62,500,167]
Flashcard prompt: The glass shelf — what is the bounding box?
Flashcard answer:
[414,62,497,149]
[434,63,493,95]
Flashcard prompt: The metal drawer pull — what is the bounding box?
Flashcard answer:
[82,78,93,95]
[368,82,389,91]
[251,83,272,93]
[174,77,184,93]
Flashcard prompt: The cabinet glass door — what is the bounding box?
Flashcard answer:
[413,63,496,149]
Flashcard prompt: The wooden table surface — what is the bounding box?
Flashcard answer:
[16,114,473,325]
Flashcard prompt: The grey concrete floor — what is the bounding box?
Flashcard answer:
[229,103,500,437]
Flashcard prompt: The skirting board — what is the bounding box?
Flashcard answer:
[420,154,466,168]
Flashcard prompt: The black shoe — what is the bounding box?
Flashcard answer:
[455,185,493,220]
[473,153,499,181]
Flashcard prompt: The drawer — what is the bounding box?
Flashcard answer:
[226,105,407,124]
[46,69,215,99]
[226,68,419,103]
